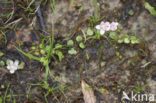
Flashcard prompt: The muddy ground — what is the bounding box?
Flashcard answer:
[0,0,156,103]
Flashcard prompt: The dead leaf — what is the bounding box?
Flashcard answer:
[81,80,96,103]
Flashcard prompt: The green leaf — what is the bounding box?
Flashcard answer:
[40,57,46,63]
[39,44,42,48]
[76,35,83,42]
[96,30,101,39]
[135,39,140,44]
[34,52,39,56]
[68,48,77,55]
[131,39,140,44]
[116,52,120,56]
[79,42,85,49]
[40,49,46,55]
[124,35,130,44]
[55,50,64,62]
[98,88,105,94]
[31,46,36,50]
[144,2,156,16]
[131,36,136,40]
[131,40,135,44]
[15,47,41,61]
[131,36,136,44]
[84,86,90,90]
[119,34,125,39]
[46,23,55,59]
[109,32,117,40]
[0,52,4,57]
[87,27,94,36]
[130,36,140,44]
[67,40,74,46]
[55,43,63,49]
[128,10,134,15]
[50,0,56,13]
[46,45,50,51]
[118,34,125,43]
[118,39,123,43]
[0,61,5,66]
[1,85,4,89]
[6,59,12,65]
[40,57,48,65]
[124,38,130,44]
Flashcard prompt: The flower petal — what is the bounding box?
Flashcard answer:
[10,70,15,74]
[95,25,100,30]
[105,22,110,25]
[10,61,13,65]
[110,22,119,31]
[114,27,117,30]
[101,21,105,25]
[7,65,11,70]
[104,22,110,31]
[115,22,118,26]
[12,65,17,70]
[14,61,19,66]
[14,66,18,70]
[100,30,105,35]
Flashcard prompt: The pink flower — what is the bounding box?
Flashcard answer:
[104,22,110,31]
[95,21,105,35]
[110,22,118,31]
[7,60,19,74]
[96,21,119,34]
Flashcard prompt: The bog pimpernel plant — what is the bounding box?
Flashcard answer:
[0,59,24,74]
[95,21,119,35]
[95,21,140,44]
[16,24,57,80]
[2,20,140,80]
